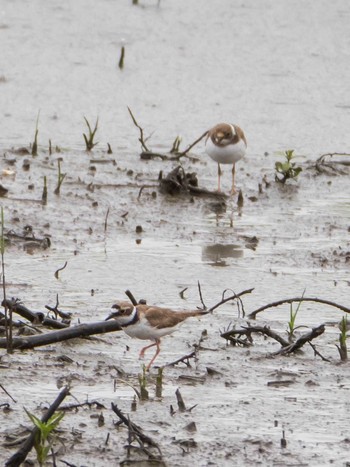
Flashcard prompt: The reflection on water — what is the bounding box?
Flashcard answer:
[202,243,243,266]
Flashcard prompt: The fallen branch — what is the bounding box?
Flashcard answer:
[221,324,289,347]
[5,386,70,467]
[111,403,163,460]
[272,324,325,355]
[248,296,350,320]
[0,320,122,349]
[2,299,68,329]
[209,288,254,313]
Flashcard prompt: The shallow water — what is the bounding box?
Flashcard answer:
[1,0,350,465]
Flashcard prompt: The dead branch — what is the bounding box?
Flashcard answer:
[127,107,150,152]
[45,294,72,320]
[0,320,122,349]
[159,165,227,198]
[178,130,208,156]
[209,288,254,313]
[248,297,350,320]
[5,386,70,467]
[308,341,331,362]
[2,299,69,329]
[272,325,325,356]
[221,324,289,347]
[165,351,196,367]
[111,403,163,459]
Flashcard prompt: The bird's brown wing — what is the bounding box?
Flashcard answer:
[144,307,204,329]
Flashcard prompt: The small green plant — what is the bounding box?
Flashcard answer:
[138,365,149,400]
[155,367,163,398]
[83,117,99,151]
[287,293,305,341]
[42,176,48,204]
[337,315,348,361]
[25,408,64,466]
[54,160,66,195]
[31,111,40,156]
[275,149,302,184]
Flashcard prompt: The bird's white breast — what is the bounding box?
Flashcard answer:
[206,137,246,164]
[124,316,179,341]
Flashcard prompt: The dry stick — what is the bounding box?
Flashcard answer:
[248,297,350,320]
[127,107,150,152]
[5,386,70,467]
[54,261,67,279]
[272,324,325,355]
[111,403,162,453]
[209,288,254,313]
[308,341,331,362]
[165,351,196,367]
[0,384,17,403]
[0,320,122,349]
[104,208,110,232]
[221,325,290,348]
[178,130,208,157]
[197,281,207,309]
[125,289,138,306]
[2,299,68,329]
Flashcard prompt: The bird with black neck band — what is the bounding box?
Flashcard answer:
[105,300,208,370]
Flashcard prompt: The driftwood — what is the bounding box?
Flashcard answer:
[5,386,70,467]
[272,325,325,355]
[221,324,289,347]
[159,166,227,198]
[248,296,350,320]
[314,153,350,175]
[2,299,69,329]
[221,323,326,356]
[0,320,121,349]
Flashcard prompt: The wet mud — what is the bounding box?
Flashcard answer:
[1,0,350,466]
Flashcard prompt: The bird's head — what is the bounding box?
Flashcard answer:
[105,301,136,325]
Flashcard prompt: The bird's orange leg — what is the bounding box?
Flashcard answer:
[217,163,222,192]
[146,339,161,371]
[230,163,237,195]
[139,341,157,359]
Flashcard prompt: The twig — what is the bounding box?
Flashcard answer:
[5,386,70,467]
[308,341,331,362]
[111,403,162,454]
[178,130,208,156]
[175,388,186,412]
[104,208,110,232]
[125,290,138,306]
[248,297,350,319]
[54,261,68,279]
[197,281,206,310]
[0,384,17,403]
[272,325,325,355]
[165,351,196,367]
[221,325,290,347]
[209,288,254,313]
[127,107,150,152]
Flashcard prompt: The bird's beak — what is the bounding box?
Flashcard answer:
[105,312,118,321]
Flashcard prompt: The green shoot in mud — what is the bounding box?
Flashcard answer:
[138,365,149,400]
[83,117,99,151]
[337,315,348,361]
[42,176,48,204]
[25,408,64,467]
[31,111,40,156]
[54,160,66,195]
[275,149,302,184]
[287,292,305,342]
[155,367,163,398]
